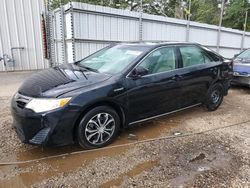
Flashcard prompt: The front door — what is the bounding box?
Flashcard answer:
[125,46,183,123]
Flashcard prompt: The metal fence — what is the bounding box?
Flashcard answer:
[53,2,250,65]
[0,0,49,72]
[1,1,249,72]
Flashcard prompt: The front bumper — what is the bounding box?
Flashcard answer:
[11,97,81,146]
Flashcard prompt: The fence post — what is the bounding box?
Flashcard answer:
[138,0,143,41]
[60,2,67,64]
[186,21,190,42]
[186,0,191,42]
[216,28,222,53]
[216,0,225,53]
[241,10,248,51]
[45,0,55,67]
[241,31,246,51]
[70,1,76,62]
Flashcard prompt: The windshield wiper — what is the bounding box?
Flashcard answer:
[72,61,88,80]
[81,65,99,73]
[75,62,99,73]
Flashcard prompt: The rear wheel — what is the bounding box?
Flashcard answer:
[77,106,120,149]
[205,83,224,111]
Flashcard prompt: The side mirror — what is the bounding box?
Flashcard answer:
[130,66,149,79]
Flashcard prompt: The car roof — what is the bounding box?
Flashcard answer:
[116,41,224,60]
[117,41,200,48]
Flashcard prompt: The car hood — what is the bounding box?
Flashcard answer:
[18,63,112,98]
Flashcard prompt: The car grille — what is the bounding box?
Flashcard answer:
[14,93,32,109]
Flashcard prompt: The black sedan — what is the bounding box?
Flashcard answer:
[11,42,233,149]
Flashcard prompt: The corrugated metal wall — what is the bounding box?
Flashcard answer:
[1,1,249,71]
[0,0,49,72]
[54,2,250,64]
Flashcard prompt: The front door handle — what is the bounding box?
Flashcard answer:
[114,87,125,92]
[171,75,182,81]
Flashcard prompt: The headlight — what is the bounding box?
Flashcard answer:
[25,97,71,113]
[233,72,239,76]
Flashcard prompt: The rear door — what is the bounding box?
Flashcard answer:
[176,45,221,107]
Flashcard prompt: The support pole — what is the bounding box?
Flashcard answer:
[241,10,248,51]
[139,0,143,41]
[70,1,76,62]
[45,0,55,67]
[216,0,225,53]
[60,0,67,64]
[186,0,192,42]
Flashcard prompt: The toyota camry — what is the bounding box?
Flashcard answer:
[11,42,233,149]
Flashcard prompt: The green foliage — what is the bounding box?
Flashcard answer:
[51,0,70,9]
[51,0,107,9]
[223,0,250,31]
[191,0,220,25]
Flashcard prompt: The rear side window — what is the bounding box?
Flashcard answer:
[179,46,212,68]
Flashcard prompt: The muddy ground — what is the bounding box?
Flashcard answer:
[0,71,250,188]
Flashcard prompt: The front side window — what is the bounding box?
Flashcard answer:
[137,47,176,75]
[78,45,148,75]
[179,46,212,68]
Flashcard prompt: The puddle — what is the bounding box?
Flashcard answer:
[0,145,129,187]
[15,113,183,163]
[0,114,181,187]
[100,160,158,188]
[0,106,202,187]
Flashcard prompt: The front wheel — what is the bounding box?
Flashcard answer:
[205,83,224,111]
[77,106,120,149]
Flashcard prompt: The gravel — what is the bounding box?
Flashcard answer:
[0,72,249,187]
[118,128,250,188]
[0,97,35,162]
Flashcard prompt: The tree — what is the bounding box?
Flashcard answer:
[51,0,183,18]
[51,0,109,9]
[191,0,220,25]
[140,0,177,17]
[223,0,250,31]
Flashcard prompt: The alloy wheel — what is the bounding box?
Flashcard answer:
[211,89,221,104]
[84,113,115,145]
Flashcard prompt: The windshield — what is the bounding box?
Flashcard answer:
[78,45,148,75]
[238,49,250,59]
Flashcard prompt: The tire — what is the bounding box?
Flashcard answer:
[205,83,224,111]
[77,106,120,149]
